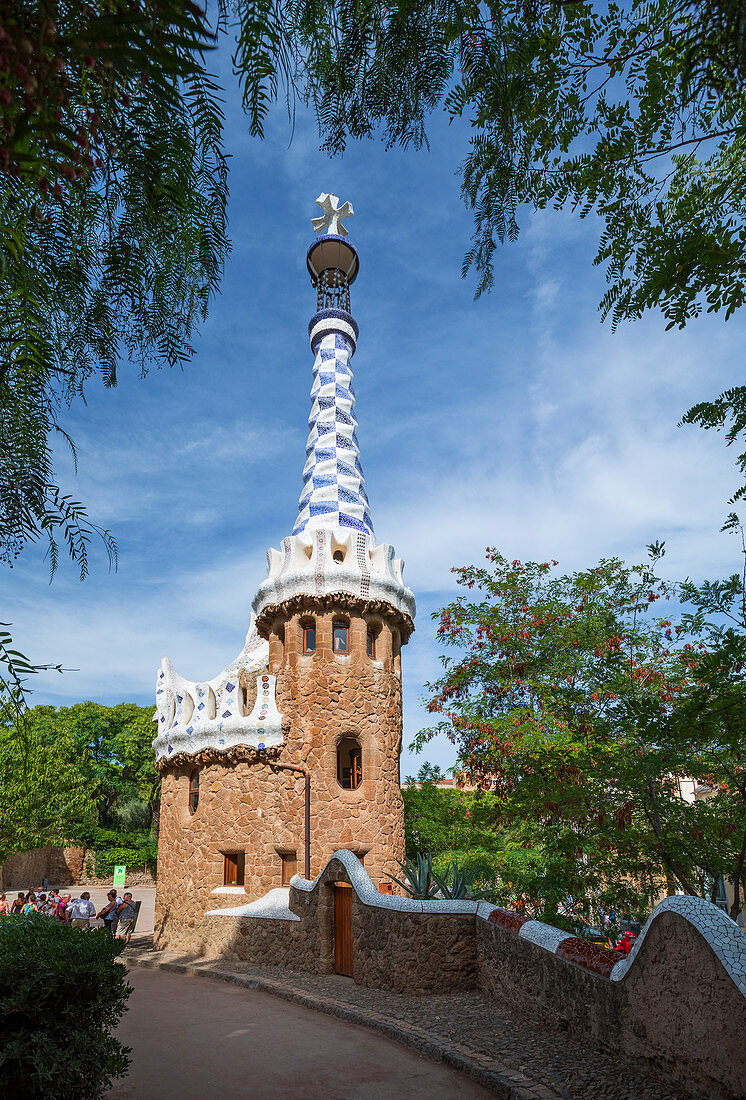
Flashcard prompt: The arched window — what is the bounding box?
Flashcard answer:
[188,769,199,814]
[302,619,316,654]
[337,736,362,790]
[333,620,349,655]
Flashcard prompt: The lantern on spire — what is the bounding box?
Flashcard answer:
[307,192,359,312]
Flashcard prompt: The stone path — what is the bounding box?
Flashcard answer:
[126,940,695,1100]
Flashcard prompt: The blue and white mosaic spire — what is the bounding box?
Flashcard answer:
[252,194,416,630]
[293,321,373,537]
[294,193,373,538]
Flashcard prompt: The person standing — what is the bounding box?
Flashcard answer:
[10,893,24,914]
[21,896,37,914]
[53,894,71,922]
[67,892,97,929]
[39,892,55,916]
[97,890,121,934]
[115,893,138,947]
[0,895,8,915]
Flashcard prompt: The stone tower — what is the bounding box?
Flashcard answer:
[152,196,415,950]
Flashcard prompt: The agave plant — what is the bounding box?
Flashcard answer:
[387,852,441,899]
[432,859,478,900]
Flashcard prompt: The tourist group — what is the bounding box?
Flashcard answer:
[0,888,139,944]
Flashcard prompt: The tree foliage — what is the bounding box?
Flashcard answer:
[0,699,159,864]
[417,546,746,922]
[0,698,93,863]
[257,0,746,328]
[0,0,229,592]
[23,701,160,827]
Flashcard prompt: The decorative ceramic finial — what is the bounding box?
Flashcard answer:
[311,192,354,237]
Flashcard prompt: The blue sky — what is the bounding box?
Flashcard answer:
[4,44,745,777]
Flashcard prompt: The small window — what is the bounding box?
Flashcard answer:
[188,769,199,814]
[366,628,377,659]
[281,853,297,885]
[223,852,245,887]
[337,736,362,789]
[333,621,349,654]
[392,630,401,673]
[378,882,393,895]
[333,549,344,563]
[302,621,316,654]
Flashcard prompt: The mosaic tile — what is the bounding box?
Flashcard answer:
[488,908,531,934]
[518,921,569,954]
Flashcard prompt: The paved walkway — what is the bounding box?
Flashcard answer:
[124,945,696,1099]
[109,965,494,1099]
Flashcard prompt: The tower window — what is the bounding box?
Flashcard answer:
[223,852,245,887]
[333,621,349,654]
[333,549,344,563]
[392,630,401,674]
[366,627,377,659]
[281,853,297,885]
[188,769,199,814]
[337,736,363,790]
[302,621,316,654]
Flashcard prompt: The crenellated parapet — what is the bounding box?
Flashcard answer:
[152,615,284,763]
[252,526,415,637]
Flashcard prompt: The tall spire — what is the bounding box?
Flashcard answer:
[293,194,373,537]
[252,194,415,633]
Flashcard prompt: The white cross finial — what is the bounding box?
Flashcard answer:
[311,192,354,237]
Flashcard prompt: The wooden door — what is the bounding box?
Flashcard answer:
[333,883,353,977]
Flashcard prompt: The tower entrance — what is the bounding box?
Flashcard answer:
[333,882,354,977]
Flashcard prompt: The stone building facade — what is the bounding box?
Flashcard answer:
[153,196,414,947]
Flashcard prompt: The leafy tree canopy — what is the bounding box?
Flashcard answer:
[0,0,229,591]
[0,697,93,863]
[417,546,746,921]
[22,701,160,831]
[263,0,746,329]
[0,699,159,864]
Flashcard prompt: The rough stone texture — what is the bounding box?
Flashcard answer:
[478,918,624,1046]
[0,845,85,890]
[0,846,156,891]
[154,605,406,950]
[478,910,746,1100]
[156,856,476,995]
[127,950,694,1100]
[620,910,746,1100]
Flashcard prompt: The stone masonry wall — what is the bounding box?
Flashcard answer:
[620,911,746,1099]
[477,918,624,1044]
[156,855,477,995]
[153,844,746,1098]
[1,846,85,891]
[477,910,746,1100]
[0,846,155,892]
[154,602,406,950]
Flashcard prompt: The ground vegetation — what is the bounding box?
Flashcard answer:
[0,913,130,1096]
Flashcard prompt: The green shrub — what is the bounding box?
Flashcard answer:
[94,841,157,877]
[0,914,131,1097]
